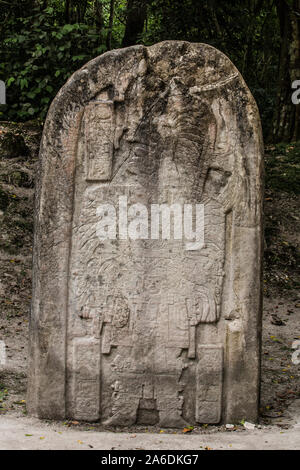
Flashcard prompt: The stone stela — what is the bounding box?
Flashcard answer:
[27,41,264,427]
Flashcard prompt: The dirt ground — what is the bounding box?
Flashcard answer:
[0,123,299,448]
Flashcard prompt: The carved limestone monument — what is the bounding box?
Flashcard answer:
[27,41,263,426]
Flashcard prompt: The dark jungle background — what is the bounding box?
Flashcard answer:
[0,0,300,143]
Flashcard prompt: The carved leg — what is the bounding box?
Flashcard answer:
[156,376,189,428]
[103,379,140,426]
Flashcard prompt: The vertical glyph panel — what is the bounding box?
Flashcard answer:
[84,101,114,181]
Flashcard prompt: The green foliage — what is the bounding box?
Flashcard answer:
[0,3,108,121]
[0,0,282,136]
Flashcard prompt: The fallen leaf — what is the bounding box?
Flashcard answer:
[182,426,194,433]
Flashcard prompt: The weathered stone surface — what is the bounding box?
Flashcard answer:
[27,41,264,426]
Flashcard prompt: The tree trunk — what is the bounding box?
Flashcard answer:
[121,0,148,47]
[208,0,222,37]
[95,0,104,43]
[65,0,70,23]
[65,0,75,23]
[106,0,115,50]
[272,0,300,142]
[74,0,87,23]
